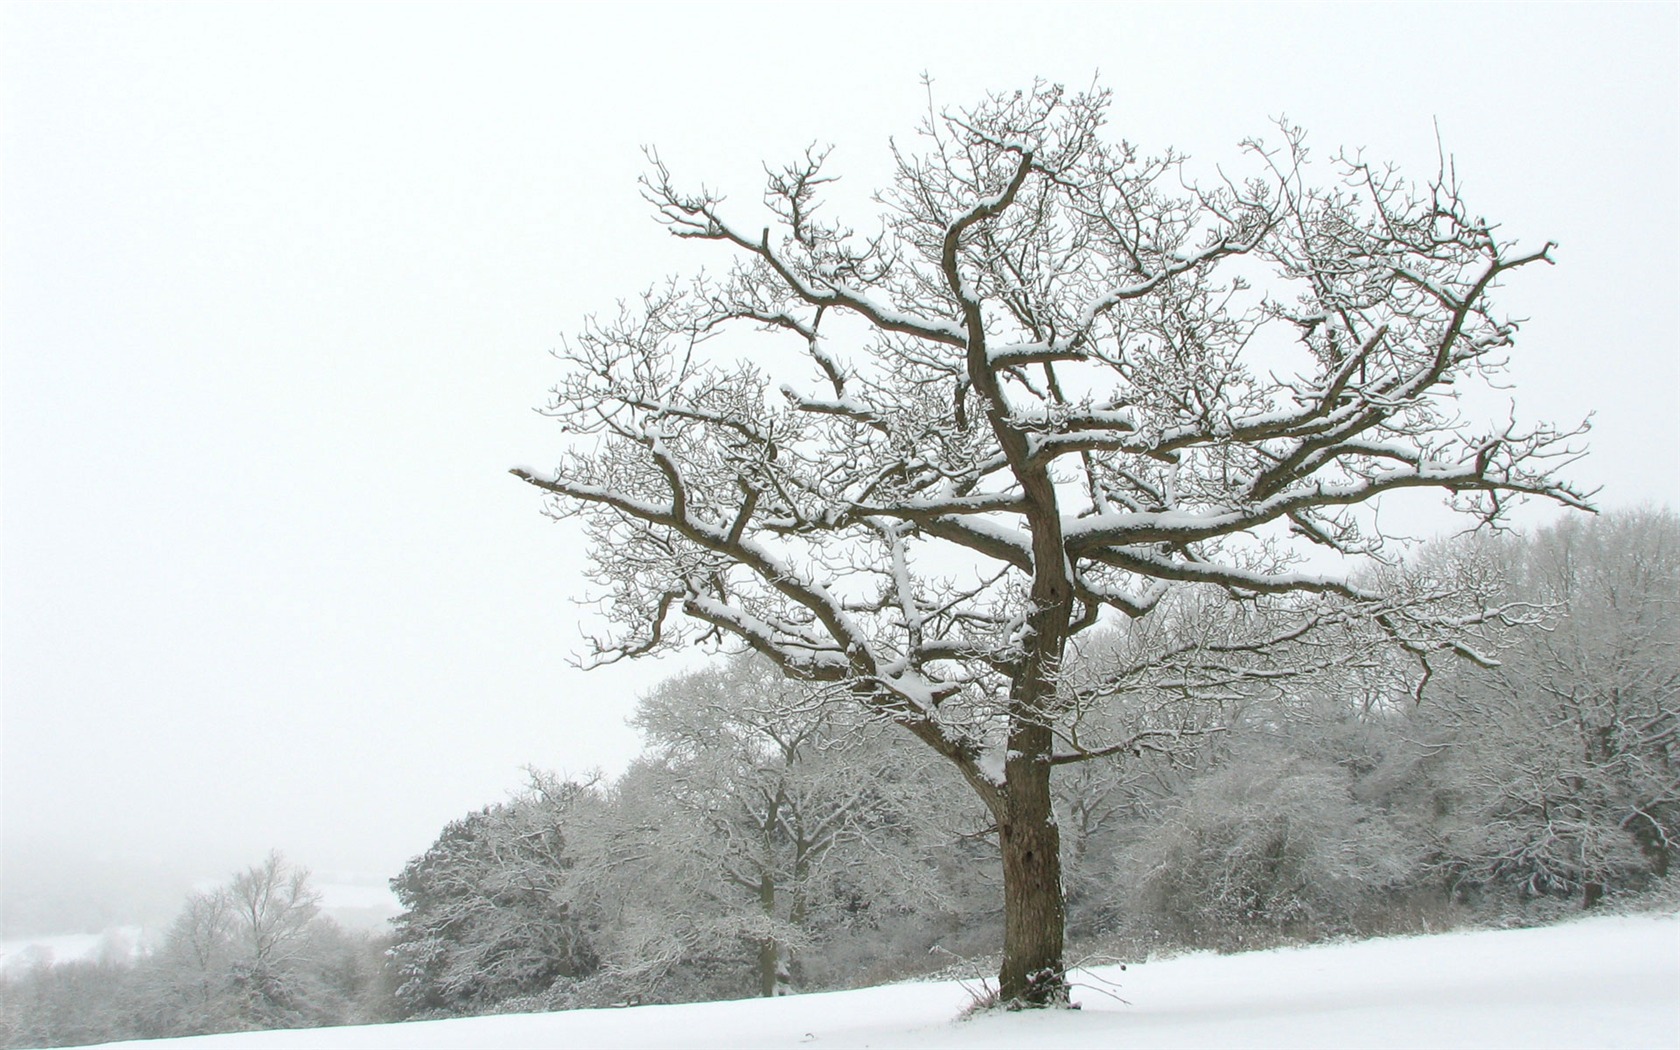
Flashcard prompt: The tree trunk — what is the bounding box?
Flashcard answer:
[758,936,785,997]
[997,723,1068,1006]
[758,873,782,997]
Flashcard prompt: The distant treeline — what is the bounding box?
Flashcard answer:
[0,852,392,1048]
[5,510,1676,1047]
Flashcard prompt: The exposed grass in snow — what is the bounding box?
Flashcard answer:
[80,912,1678,1050]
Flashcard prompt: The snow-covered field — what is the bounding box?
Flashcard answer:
[84,912,1677,1050]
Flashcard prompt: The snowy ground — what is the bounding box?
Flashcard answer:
[84,912,1678,1050]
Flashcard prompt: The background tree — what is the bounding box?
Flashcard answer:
[137,852,378,1037]
[388,778,602,1017]
[1050,585,1445,949]
[145,884,240,1034]
[619,656,977,997]
[0,954,143,1050]
[1419,509,1680,905]
[222,851,327,1026]
[515,81,1588,1004]
[1112,732,1419,950]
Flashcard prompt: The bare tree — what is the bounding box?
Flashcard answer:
[226,852,321,1000]
[514,81,1587,1004]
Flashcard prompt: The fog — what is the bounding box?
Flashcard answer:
[3,1,1676,933]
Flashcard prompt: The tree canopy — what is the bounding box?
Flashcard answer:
[516,80,1587,1003]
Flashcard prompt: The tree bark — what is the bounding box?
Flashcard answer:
[997,722,1068,1006]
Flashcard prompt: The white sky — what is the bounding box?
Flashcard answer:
[4,2,1677,890]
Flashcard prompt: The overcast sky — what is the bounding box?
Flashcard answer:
[4,2,1677,900]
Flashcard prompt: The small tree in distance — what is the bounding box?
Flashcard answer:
[515,81,1588,1004]
[145,852,354,1034]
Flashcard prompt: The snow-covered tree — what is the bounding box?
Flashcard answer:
[615,656,975,997]
[1424,510,1680,904]
[0,954,145,1049]
[388,779,602,1017]
[141,853,363,1036]
[514,81,1587,1003]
